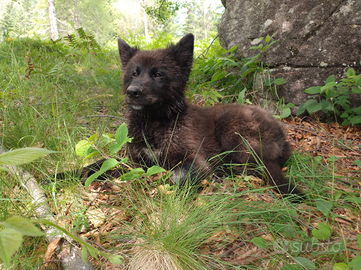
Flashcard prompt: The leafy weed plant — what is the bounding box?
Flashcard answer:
[188,34,289,115]
[297,67,361,126]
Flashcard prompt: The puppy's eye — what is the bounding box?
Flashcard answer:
[132,71,138,78]
[154,72,163,78]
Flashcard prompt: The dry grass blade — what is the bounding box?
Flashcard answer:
[129,245,181,270]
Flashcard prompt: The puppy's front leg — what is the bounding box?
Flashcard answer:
[171,155,211,187]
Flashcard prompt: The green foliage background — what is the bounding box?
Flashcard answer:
[0,0,224,45]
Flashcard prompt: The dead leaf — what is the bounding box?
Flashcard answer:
[86,208,106,228]
[44,237,63,266]
[262,233,275,242]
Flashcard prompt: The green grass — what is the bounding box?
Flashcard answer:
[0,36,360,269]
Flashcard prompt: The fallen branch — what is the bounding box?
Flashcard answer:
[0,144,95,270]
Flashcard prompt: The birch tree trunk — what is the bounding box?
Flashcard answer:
[0,145,95,269]
[143,7,149,41]
[48,0,59,41]
[137,0,149,41]
[74,0,80,29]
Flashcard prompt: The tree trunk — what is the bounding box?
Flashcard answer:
[74,0,80,29]
[0,145,95,269]
[47,0,59,41]
[143,7,149,41]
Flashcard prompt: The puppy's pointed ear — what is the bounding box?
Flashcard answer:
[168,33,194,70]
[118,39,139,67]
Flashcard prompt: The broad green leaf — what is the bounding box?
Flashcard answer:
[84,158,120,189]
[302,99,318,106]
[86,246,98,258]
[109,143,122,154]
[350,116,361,126]
[352,86,361,94]
[320,81,336,93]
[75,140,92,157]
[81,246,89,265]
[280,107,291,118]
[326,75,336,83]
[0,148,56,166]
[108,254,123,264]
[283,224,297,238]
[88,133,98,143]
[315,199,333,216]
[0,228,23,267]
[100,133,115,145]
[3,216,44,236]
[304,86,321,94]
[312,222,332,240]
[237,88,247,104]
[346,67,356,78]
[251,237,268,249]
[306,101,323,115]
[146,166,166,177]
[293,257,316,269]
[349,256,361,269]
[115,123,133,146]
[320,99,333,113]
[296,103,307,115]
[332,263,348,270]
[352,106,361,115]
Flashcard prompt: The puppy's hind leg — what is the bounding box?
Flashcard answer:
[263,160,304,198]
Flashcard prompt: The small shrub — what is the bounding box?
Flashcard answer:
[189,34,286,109]
[297,68,361,126]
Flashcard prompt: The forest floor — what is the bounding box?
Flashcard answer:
[56,117,360,270]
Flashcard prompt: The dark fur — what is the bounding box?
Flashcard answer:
[116,34,302,195]
[57,34,302,196]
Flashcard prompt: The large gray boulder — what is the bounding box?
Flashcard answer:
[218,0,361,108]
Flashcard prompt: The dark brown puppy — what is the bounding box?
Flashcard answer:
[117,33,302,195]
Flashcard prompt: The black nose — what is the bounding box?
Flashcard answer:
[126,86,142,99]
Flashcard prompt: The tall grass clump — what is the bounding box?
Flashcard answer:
[110,184,234,270]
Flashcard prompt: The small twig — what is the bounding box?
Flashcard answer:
[197,34,219,58]
[0,144,95,269]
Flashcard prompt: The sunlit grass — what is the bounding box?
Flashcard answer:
[0,37,359,269]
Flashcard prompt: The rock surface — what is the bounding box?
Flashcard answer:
[218,0,361,107]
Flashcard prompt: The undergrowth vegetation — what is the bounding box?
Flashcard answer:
[0,33,360,269]
[297,68,361,126]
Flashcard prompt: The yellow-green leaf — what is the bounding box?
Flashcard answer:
[0,228,23,267]
[3,216,44,236]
